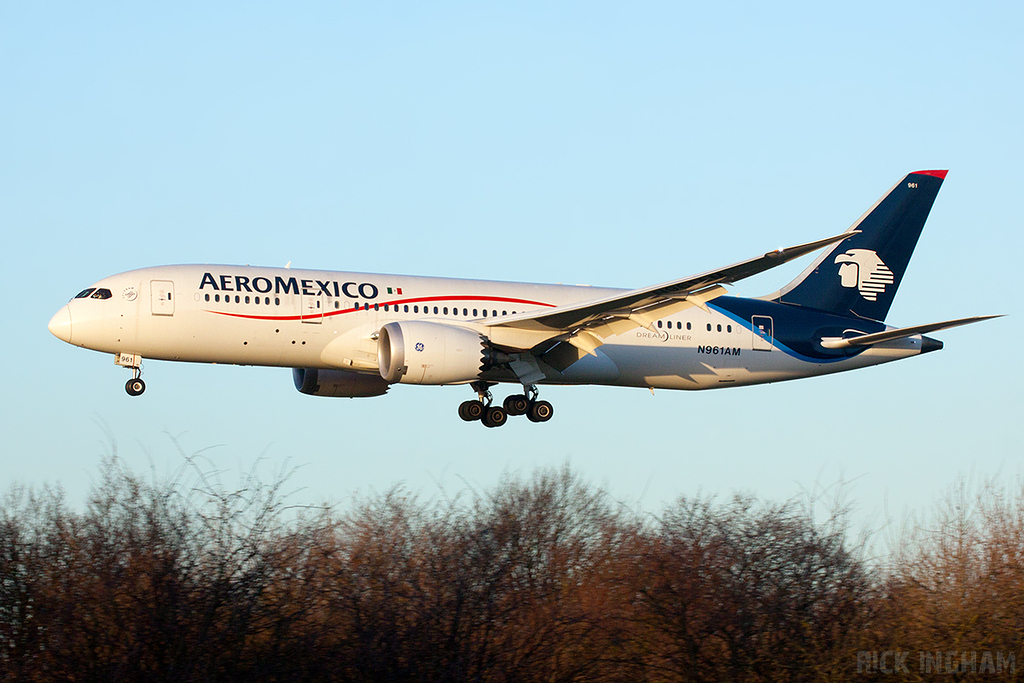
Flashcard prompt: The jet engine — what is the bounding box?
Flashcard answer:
[378,321,487,384]
[292,368,390,397]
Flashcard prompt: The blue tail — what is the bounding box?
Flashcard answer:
[772,170,947,322]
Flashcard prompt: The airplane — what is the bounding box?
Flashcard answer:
[48,170,998,427]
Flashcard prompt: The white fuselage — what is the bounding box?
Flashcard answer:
[50,264,926,392]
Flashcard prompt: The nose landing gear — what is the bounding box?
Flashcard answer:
[459,382,553,427]
[116,353,146,396]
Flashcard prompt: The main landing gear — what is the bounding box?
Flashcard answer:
[459,382,553,427]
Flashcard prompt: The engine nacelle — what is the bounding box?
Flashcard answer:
[378,321,486,385]
[292,368,390,397]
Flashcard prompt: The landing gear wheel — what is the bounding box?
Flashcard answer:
[459,400,485,421]
[503,394,530,416]
[527,400,553,423]
[482,406,508,428]
[125,378,146,396]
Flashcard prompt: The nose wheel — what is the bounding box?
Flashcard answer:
[124,365,145,397]
[125,377,146,396]
[459,383,552,426]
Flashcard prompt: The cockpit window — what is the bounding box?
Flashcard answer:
[74,288,96,299]
[90,288,112,300]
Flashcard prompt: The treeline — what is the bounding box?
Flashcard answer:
[1,459,1021,682]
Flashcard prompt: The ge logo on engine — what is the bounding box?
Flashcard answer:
[415,342,425,352]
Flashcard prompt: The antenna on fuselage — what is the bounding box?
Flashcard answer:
[284,261,291,269]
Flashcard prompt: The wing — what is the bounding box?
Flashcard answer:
[484,232,855,364]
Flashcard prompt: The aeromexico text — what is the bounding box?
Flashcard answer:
[199,273,379,299]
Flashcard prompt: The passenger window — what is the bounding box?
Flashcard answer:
[374,303,379,311]
[707,324,712,331]
[657,320,662,328]
[473,309,478,316]
[727,325,732,333]
[443,307,448,315]
[364,303,369,310]
[215,294,220,302]
[74,288,96,299]
[414,305,419,313]
[482,309,487,317]
[434,306,439,314]
[686,322,692,330]
[717,324,722,332]
[502,310,507,316]
[204,293,210,302]
[334,301,339,309]
[453,308,458,316]
[404,305,409,313]
[275,297,281,305]
[255,297,260,305]
[245,296,250,304]
[493,310,498,317]
[463,308,468,316]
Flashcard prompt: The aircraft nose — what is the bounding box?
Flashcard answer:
[48,305,72,343]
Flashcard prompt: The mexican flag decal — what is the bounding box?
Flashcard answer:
[386,287,403,295]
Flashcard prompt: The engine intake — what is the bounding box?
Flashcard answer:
[378,321,486,385]
[292,368,390,397]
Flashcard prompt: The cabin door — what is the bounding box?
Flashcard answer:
[151,280,175,316]
[301,292,323,324]
[752,315,773,351]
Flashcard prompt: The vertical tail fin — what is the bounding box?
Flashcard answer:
[772,170,947,321]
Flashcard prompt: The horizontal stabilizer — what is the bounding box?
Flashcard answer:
[820,315,1002,349]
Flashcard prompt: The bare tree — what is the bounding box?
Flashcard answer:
[5,456,1021,683]
[634,494,872,682]
[877,476,1024,680]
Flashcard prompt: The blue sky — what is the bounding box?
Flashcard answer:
[2,2,1021,527]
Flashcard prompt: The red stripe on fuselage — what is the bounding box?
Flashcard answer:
[203,294,556,322]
